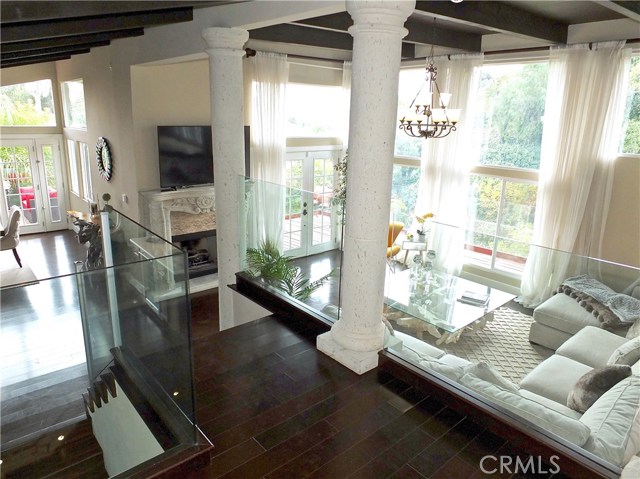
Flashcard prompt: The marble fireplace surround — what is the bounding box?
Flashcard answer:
[141,185,219,292]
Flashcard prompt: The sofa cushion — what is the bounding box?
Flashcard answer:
[520,355,592,405]
[567,365,632,413]
[438,353,472,368]
[580,376,640,466]
[621,456,640,479]
[464,361,519,393]
[461,372,591,446]
[533,293,602,334]
[557,326,628,368]
[628,319,640,339]
[608,337,640,367]
[417,357,466,381]
[519,389,583,420]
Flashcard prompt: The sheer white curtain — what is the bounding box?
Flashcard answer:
[519,42,630,307]
[246,51,289,249]
[413,54,483,274]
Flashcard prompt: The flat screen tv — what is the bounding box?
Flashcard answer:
[158,125,213,188]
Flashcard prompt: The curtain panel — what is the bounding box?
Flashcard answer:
[519,42,631,307]
[413,54,484,274]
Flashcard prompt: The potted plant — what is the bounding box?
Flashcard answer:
[415,212,435,242]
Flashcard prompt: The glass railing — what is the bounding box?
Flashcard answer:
[238,176,343,322]
[0,207,197,476]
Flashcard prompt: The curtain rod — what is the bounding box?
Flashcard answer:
[246,38,640,63]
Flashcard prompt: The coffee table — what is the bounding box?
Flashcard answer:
[384,269,515,344]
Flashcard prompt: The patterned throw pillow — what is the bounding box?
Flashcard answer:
[567,365,632,413]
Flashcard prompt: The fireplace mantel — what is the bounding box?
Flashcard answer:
[139,185,218,292]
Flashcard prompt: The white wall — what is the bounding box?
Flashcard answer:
[89,378,164,476]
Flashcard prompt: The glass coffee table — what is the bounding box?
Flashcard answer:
[384,269,516,344]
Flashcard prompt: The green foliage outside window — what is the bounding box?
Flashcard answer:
[621,56,640,155]
[1,80,56,127]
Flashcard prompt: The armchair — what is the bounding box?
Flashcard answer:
[387,222,404,260]
[1,206,22,267]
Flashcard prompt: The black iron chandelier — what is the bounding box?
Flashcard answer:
[398,45,460,140]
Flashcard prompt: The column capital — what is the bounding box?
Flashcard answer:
[347,0,415,36]
[202,27,249,57]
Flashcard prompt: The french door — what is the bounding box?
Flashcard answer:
[0,136,67,234]
[283,146,342,258]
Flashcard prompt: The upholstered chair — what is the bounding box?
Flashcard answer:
[387,221,404,260]
[1,206,22,267]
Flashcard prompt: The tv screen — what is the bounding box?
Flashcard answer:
[158,126,214,188]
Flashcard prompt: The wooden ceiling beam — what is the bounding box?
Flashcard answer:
[291,11,481,52]
[250,24,417,59]
[1,7,192,43]
[596,1,640,22]
[2,42,110,61]
[2,53,75,69]
[1,29,144,53]
[414,1,568,44]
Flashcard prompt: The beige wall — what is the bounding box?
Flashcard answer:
[602,156,640,268]
[131,60,212,197]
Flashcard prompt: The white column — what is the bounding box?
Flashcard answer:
[202,27,249,330]
[317,0,415,374]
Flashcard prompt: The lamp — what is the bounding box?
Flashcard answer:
[398,36,460,139]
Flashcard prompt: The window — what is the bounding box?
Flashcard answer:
[79,142,93,202]
[391,163,420,227]
[0,80,56,127]
[395,68,424,159]
[66,139,80,196]
[620,55,640,155]
[61,79,87,129]
[465,62,548,275]
[286,83,343,137]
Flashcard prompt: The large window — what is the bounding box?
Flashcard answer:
[620,55,640,155]
[61,79,87,129]
[391,162,420,227]
[465,62,547,276]
[395,68,424,159]
[66,139,80,196]
[79,142,93,202]
[286,83,343,138]
[0,80,56,127]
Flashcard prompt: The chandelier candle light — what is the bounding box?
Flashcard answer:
[399,39,460,139]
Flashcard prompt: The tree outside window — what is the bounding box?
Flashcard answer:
[0,80,56,127]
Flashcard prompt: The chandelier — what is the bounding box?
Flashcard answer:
[398,45,460,140]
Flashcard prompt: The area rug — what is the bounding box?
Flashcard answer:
[0,263,38,289]
[388,307,553,384]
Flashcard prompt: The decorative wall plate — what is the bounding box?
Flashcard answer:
[96,137,113,181]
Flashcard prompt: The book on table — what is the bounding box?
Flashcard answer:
[459,290,490,306]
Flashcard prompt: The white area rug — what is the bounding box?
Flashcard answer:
[0,262,38,289]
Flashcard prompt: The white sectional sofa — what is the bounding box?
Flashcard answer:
[389,327,640,470]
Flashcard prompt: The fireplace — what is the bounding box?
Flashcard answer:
[173,230,218,279]
[139,185,219,291]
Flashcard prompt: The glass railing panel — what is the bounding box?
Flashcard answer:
[238,176,343,322]
[91,208,196,443]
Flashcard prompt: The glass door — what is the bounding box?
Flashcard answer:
[283,147,341,258]
[0,136,67,233]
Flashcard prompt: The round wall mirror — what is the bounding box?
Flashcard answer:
[96,137,113,181]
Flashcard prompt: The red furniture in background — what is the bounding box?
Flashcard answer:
[19,186,57,209]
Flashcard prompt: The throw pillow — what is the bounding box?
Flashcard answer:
[608,337,640,366]
[567,365,632,413]
[627,319,640,339]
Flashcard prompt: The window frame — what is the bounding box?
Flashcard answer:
[66,139,80,197]
[79,141,93,202]
[60,78,87,130]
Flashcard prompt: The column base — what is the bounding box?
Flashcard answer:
[316,332,379,375]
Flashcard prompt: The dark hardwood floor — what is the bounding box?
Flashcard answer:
[1,231,548,478]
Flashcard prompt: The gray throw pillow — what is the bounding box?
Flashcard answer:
[567,365,632,414]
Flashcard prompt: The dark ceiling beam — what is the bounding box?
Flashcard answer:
[1,29,144,53]
[2,42,110,61]
[250,24,416,59]
[1,7,193,43]
[2,53,76,69]
[292,12,481,52]
[596,1,640,22]
[414,1,568,44]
